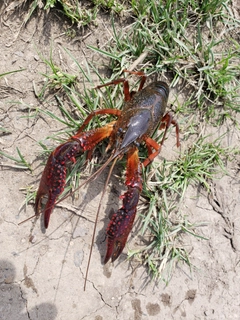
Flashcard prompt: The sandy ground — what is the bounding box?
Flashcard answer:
[0,5,240,320]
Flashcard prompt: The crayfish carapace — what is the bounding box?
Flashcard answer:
[35,70,180,288]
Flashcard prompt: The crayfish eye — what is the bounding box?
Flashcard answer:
[117,128,124,136]
[134,141,140,148]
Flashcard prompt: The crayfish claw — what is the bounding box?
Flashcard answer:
[104,239,124,264]
[104,187,140,263]
[40,194,58,229]
[35,141,81,228]
[35,192,56,228]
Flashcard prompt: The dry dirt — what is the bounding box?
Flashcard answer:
[0,4,240,320]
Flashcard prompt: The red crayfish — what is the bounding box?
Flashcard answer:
[35,70,180,287]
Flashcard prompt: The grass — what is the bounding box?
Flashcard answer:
[35,49,78,100]
[0,148,32,171]
[0,69,25,78]
[133,135,230,281]
[2,0,239,282]
[89,2,240,124]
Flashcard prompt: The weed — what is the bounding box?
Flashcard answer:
[88,1,239,124]
[0,69,25,78]
[0,148,32,171]
[36,49,77,99]
[131,135,230,280]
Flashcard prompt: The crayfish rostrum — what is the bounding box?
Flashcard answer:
[35,70,180,272]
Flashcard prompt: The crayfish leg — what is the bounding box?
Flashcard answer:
[123,70,147,92]
[104,146,142,263]
[96,70,147,102]
[142,112,180,167]
[160,112,180,148]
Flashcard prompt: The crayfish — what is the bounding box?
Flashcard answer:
[35,70,180,288]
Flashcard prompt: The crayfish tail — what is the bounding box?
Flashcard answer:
[104,187,140,263]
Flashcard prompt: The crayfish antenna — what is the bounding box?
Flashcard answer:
[18,214,36,225]
[83,155,119,291]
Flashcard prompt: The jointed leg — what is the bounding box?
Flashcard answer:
[96,70,147,102]
[96,78,132,102]
[143,113,180,167]
[160,112,180,147]
[123,70,147,91]
[77,109,121,133]
[142,137,162,167]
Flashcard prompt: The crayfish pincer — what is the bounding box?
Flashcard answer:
[35,70,180,286]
